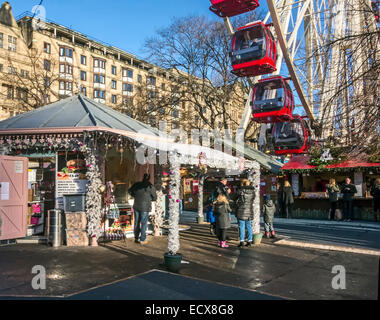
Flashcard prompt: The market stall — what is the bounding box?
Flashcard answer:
[0,95,165,245]
[280,155,380,220]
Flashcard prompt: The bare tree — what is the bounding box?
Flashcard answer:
[0,46,63,113]
[143,14,261,139]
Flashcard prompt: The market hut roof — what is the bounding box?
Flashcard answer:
[0,94,160,137]
[281,155,380,172]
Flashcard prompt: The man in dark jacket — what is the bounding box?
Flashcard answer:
[234,179,255,248]
[341,177,357,221]
[128,174,157,244]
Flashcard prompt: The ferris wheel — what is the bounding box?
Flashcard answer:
[209,0,379,154]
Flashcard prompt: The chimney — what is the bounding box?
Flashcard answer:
[0,2,18,28]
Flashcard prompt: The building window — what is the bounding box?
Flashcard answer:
[44,59,50,71]
[7,66,16,74]
[94,74,105,84]
[80,71,86,81]
[148,90,157,99]
[111,80,117,89]
[172,110,179,118]
[0,64,3,72]
[111,95,117,104]
[0,33,3,48]
[43,94,50,104]
[161,83,165,91]
[94,89,105,99]
[80,86,86,96]
[16,88,28,102]
[122,68,133,78]
[44,42,51,54]
[60,81,72,91]
[147,76,156,86]
[59,46,73,58]
[60,64,73,75]
[94,58,105,69]
[8,36,16,52]
[123,83,133,92]
[111,65,117,75]
[44,77,50,88]
[137,75,142,83]
[81,55,87,65]
[7,86,14,99]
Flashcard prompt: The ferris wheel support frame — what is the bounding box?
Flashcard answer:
[266,0,315,123]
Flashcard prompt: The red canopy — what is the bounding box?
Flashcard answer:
[281,155,380,171]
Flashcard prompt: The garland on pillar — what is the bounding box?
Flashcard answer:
[79,142,103,238]
[246,162,261,234]
[167,158,180,255]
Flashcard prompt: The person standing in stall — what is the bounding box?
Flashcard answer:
[326,178,340,221]
[128,173,157,245]
[282,181,294,219]
[341,177,357,222]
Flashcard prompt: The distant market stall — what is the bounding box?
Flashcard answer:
[279,155,380,220]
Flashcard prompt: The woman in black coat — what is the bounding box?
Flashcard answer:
[213,194,232,248]
[282,181,294,219]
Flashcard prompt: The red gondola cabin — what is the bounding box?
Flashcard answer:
[230,21,277,77]
[252,76,294,123]
[272,116,311,155]
[209,0,260,18]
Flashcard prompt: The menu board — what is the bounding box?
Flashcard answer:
[56,152,88,207]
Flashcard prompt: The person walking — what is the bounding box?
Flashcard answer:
[234,179,255,248]
[370,178,380,222]
[341,177,357,222]
[213,194,232,248]
[282,181,294,219]
[128,173,157,244]
[262,194,276,238]
[326,178,340,221]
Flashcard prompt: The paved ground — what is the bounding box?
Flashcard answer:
[0,220,378,300]
[180,211,380,252]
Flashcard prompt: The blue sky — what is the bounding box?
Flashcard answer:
[10,0,226,58]
[11,0,269,59]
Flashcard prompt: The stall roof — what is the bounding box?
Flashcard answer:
[281,155,380,171]
[0,94,160,136]
[222,139,283,174]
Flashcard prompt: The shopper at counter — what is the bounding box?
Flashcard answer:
[341,177,357,222]
[370,178,380,222]
[128,174,157,244]
[283,181,294,219]
[326,178,340,221]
